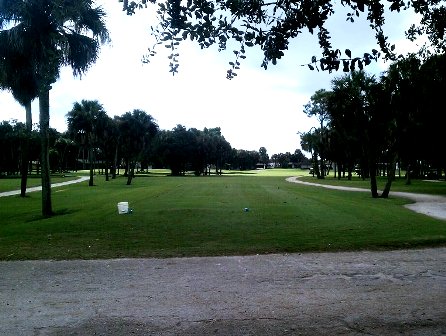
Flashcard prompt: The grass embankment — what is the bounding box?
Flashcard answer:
[0,169,445,260]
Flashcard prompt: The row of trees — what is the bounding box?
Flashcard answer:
[1,100,309,183]
[300,53,446,198]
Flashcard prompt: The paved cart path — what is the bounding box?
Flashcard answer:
[286,176,446,221]
[0,176,90,198]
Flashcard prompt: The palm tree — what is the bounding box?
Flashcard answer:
[118,110,158,185]
[67,100,108,187]
[0,28,40,197]
[0,0,109,216]
[97,116,119,182]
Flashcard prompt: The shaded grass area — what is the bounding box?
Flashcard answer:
[299,174,446,196]
[0,171,445,260]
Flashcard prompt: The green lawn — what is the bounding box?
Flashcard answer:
[0,169,445,260]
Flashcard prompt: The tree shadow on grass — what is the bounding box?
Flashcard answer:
[26,208,80,222]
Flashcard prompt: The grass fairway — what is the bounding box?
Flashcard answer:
[1,170,445,260]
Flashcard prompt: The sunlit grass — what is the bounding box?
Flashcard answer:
[0,171,444,260]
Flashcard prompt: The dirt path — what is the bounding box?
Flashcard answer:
[1,248,445,335]
[0,176,90,198]
[286,176,446,221]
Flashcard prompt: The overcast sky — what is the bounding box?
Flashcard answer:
[0,1,423,155]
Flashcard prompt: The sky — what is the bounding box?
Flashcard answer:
[0,1,424,155]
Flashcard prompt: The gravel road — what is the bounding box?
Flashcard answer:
[1,248,445,335]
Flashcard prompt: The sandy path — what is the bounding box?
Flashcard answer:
[0,248,445,335]
[286,176,446,220]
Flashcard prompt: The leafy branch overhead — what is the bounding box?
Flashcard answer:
[120,0,446,77]
[306,48,382,72]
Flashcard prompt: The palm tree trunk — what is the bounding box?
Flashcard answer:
[105,158,110,181]
[127,161,135,185]
[405,163,412,185]
[20,141,29,197]
[369,161,379,198]
[20,101,32,197]
[112,144,118,179]
[313,152,321,179]
[88,145,94,186]
[39,89,52,217]
[381,157,397,198]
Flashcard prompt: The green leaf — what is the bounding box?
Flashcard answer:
[350,59,356,71]
[334,60,340,71]
[345,49,352,58]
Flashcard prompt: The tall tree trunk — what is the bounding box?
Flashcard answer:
[369,161,379,198]
[405,164,412,185]
[381,157,396,198]
[112,145,118,179]
[319,154,325,178]
[20,101,32,197]
[39,89,52,217]
[88,145,94,186]
[313,151,321,179]
[20,141,29,197]
[127,161,135,185]
[105,158,110,181]
[124,158,129,177]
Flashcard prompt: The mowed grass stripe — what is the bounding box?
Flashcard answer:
[0,174,445,260]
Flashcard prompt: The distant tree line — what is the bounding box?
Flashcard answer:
[301,53,446,198]
[0,100,310,183]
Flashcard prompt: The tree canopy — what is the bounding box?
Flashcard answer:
[67,100,109,186]
[0,0,109,216]
[302,52,446,196]
[120,0,446,77]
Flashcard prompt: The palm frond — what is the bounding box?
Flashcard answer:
[62,32,99,76]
